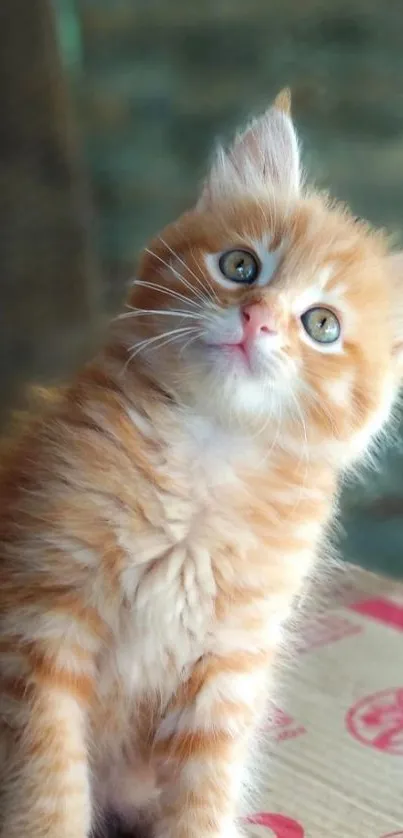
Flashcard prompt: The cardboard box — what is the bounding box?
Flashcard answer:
[246,568,403,838]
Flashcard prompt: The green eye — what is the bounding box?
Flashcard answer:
[219,249,260,284]
[301,306,341,344]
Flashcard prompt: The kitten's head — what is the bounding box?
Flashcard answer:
[126,90,403,465]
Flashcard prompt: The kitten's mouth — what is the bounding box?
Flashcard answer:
[203,337,285,385]
[205,339,253,372]
[221,342,251,367]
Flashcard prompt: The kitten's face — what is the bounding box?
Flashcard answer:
[127,92,403,464]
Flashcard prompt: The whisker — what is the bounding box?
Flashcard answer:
[158,237,214,302]
[127,326,196,361]
[119,325,196,377]
[170,266,209,305]
[132,279,204,311]
[145,248,207,305]
[297,376,339,436]
[257,397,282,450]
[288,390,310,465]
[117,308,201,322]
[179,330,205,357]
[185,248,217,306]
[306,389,339,438]
[191,250,220,306]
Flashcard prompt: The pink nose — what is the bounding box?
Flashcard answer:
[241,302,277,340]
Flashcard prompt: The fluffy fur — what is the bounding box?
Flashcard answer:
[0,90,402,838]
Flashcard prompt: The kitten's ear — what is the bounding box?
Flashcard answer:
[199,88,301,208]
[388,252,403,367]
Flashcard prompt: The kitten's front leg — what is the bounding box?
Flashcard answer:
[154,651,270,838]
[0,684,92,838]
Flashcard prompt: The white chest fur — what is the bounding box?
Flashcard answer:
[106,412,324,704]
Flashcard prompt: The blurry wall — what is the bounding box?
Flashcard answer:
[0,0,101,422]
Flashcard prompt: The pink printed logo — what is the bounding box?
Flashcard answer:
[346,688,403,754]
[265,701,306,744]
[247,812,304,837]
[292,612,362,655]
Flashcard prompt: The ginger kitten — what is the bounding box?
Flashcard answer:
[0,90,402,838]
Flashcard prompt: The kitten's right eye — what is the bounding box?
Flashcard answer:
[218,249,260,284]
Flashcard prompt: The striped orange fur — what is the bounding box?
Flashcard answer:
[1,91,403,837]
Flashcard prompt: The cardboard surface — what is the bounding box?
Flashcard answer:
[246,569,403,838]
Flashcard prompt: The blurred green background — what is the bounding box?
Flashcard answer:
[1,0,403,577]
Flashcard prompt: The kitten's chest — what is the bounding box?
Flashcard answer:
[110,420,328,695]
[114,482,262,696]
[174,415,265,504]
[159,421,267,572]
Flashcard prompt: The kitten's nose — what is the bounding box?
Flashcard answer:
[241,302,277,340]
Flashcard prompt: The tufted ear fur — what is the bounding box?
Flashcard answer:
[199,88,301,208]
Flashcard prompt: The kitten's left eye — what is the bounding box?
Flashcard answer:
[219,249,260,284]
[301,306,341,344]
